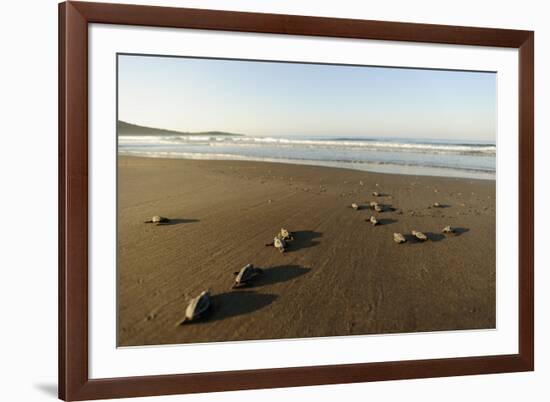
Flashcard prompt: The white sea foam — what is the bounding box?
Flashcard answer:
[118,135,496,156]
[118,134,496,180]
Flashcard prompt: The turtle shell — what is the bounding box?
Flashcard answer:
[183,291,211,322]
[274,237,286,250]
[442,225,454,234]
[279,228,292,240]
[150,215,169,223]
[393,233,406,243]
[235,264,254,283]
[234,264,263,287]
[412,230,428,241]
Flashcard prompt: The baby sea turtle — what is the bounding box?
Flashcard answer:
[274,237,286,253]
[179,291,211,324]
[351,203,360,210]
[144,215,170,225]
[412,230,428,241]
[369,216,379,226]
[265,236,287,253]
[278,228,294,241]
[393,233,407,244]
[442,225,455,234]
[233,264,263,289]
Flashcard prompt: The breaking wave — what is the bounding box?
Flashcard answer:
[118,134,496,180]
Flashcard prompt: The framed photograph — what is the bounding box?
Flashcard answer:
[59,1,534,400]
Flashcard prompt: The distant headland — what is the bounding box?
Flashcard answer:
[117,120,243,137]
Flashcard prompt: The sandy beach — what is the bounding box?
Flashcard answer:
[117,156,496,347]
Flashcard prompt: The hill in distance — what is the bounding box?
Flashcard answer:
[117,120,243,137]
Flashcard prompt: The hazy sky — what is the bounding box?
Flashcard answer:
[118,54,496,141]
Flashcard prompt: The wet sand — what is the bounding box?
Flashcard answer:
[117,156,496,346]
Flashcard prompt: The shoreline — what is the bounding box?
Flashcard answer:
[118,151,496,181]
[117,156,496,347]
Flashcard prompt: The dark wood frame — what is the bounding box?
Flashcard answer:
[59,1,534,400]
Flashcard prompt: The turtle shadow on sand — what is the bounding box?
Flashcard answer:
[192,291,278,324]
[450,227,470,236]
[286,230,322,252]
[403,234,421,243]
[370,203,396,212]
[254,265,311,287]
[425,232,446,242]
[377,218,398,226]
[402,233,443,243]
[404,228,470,243]
[157,218,200,226]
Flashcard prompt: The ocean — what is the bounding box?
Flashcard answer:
[118,134,496,180]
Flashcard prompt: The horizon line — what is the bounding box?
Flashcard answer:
[118,120,496,143]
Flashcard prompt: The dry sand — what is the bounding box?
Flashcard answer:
[117,156,496,347]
